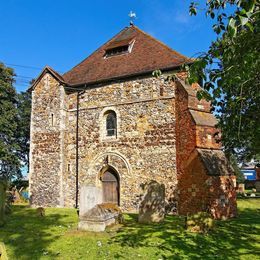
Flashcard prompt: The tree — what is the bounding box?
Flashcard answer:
[0,63,21,181]
[16,91,31,171]
[187,0,260,161]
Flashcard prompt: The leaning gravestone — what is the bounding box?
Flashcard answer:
[79,184,103,217]
[138,180,165,223]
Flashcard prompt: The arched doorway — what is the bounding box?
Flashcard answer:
[101,168,119,205]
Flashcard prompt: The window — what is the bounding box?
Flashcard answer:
[104,39,135,58]
[105,45,129,57]
[51,113,54,126]
[105,111,117,137]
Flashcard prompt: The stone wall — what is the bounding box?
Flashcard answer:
[29,71,237,218]
[63,76,178,211]
[29,73,67,207]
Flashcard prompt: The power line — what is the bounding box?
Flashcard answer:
[4,63,43,70]
[2,62,64,74]
[15,75,34,79]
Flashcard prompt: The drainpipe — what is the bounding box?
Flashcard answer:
[75,91,80,209]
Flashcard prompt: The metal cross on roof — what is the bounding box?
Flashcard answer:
[128,11,137,25]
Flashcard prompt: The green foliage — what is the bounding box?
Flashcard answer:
[0,63,21,180]
[0,62,31,180]
[186,212,214,233]
[0,242,8,260]
[16,91,31,169]
[187,1,260,160]
[228,153,245,183]
[0,200,259,259]
[0,181,7,226]
[10,178,29,190]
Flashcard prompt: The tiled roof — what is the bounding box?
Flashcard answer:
[190,110,218,127]
[197,149,234,176]
[63,25,191,86]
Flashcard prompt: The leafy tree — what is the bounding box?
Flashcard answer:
[0,63,21,181]
[228,154,245,184]
[187,0,260,161]
[16,91,31,171]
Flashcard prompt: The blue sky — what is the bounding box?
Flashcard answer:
[0,0,216,92]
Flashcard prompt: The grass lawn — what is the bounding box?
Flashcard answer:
[0,199,259,260]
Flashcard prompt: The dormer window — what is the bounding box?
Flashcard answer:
[105,45,129,57]
[104,39,135,58]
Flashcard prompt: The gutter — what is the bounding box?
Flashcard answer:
[75,91,79,208]
[65,62,194,91]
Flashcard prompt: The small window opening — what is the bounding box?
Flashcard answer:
[105,45,129,57]
[106,111,117,137]
[68,164,71,172]
[51,113,54,126]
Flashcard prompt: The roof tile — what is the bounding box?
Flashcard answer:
[63,25,191,86]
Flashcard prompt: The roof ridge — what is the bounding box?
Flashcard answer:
[29,66,65,91]
[63,26,132,79]
[132,25,191,62]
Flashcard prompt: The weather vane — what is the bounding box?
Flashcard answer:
[128,11,137,25]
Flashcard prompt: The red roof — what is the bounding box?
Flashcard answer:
[63,25,191,86]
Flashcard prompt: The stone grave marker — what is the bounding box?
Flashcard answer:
[255,181,260,193]
[79,184,103,217]
[138,180,165,223]
[238,183,245,193]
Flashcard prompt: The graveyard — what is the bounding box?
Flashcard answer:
[0,199,259,259]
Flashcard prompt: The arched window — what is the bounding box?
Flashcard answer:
[105,111,117,137]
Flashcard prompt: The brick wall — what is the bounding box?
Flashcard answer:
[175,80,237,219]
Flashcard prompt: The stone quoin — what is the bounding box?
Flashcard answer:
[28,25,237,219]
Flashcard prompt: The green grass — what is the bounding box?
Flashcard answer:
[0,199,259,260]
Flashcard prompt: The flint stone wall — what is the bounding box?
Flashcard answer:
[64,76,177,211]
[30,73,178,211]
[29,74,67,207]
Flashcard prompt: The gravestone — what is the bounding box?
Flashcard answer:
[138,180,165,223]
[238,183,245,193]
[255,181,260,193]
[79,185,102,217]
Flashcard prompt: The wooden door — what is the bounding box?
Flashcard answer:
[102,170,119,205]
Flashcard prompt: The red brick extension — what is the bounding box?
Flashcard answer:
[175,78,237,219]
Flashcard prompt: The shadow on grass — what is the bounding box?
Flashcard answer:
[0,205,76,259]
[111,199,260,259]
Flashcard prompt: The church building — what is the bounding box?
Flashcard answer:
[29,25,237,219]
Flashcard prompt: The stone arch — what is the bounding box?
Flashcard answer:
[85,151,131,186]
[81,151,132,210]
